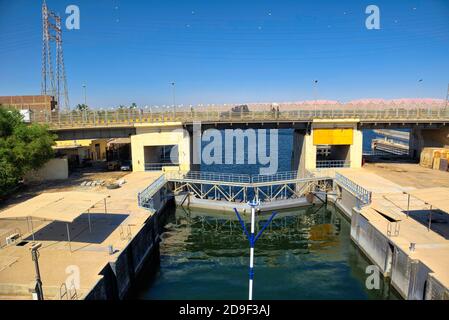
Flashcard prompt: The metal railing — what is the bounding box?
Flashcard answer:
[316,160,351,168]
[251,170,315,183]
[363,149,409,157]
[137,170,370,209]
[335,172,372,206]
[171,171,251,183]
[137,174,167,209]
[26,104,449,128]
[144,162,179,171]
[167,170,331,185]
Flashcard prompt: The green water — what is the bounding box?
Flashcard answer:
[136,204,399,300]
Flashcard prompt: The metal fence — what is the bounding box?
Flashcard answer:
[335,172,372,206]
[316,160,351,168]
[144,162,179,171]
[166,170,329,185]
[171,171,251,183]
[137,174,167,209]
[363,149,410,157]
[26,105,449,128]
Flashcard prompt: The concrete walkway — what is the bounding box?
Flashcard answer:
[338,167,449,291]
[0,172,161,300]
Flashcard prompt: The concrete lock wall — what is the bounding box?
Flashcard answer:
[85,185,171,300]
[338,188,358,218]
[390,247,414,298]
[350,210,391,275]
[24,158,69,182]
[426,274,449,300]
[131,123,191,172]
[407,261,432,300]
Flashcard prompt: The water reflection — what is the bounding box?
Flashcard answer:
[137,204,399,300]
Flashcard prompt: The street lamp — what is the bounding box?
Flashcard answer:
[170,82,176,115]
[82,84,87,106]
[30,242,44,300]
[313,80,319,116]
[445,83,449,110]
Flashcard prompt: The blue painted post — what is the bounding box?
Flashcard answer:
[234,200,277,300]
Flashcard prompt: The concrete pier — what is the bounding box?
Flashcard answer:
[0,172,170,300]
[333,167,449,300]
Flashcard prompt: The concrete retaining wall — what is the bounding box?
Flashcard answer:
[426,274,449,300]
[350,210,391,275]
[338,183,448,300]
[338,187,358,218]
[84,188,171,300]
[24,158,68,182]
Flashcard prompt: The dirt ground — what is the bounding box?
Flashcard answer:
[363,162,449,189]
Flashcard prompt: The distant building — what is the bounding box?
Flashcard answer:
[0,95,57,113]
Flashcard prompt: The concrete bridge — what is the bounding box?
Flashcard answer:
[32,103,449,174]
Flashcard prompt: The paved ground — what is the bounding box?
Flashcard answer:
[0,171,161,300]
[339,164,449,290]
[1,167,128,212]
[363,162,449,189]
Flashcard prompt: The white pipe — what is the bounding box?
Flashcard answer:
[248,202,256,300]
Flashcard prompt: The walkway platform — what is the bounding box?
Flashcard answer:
[0,172,162,300]
[337,167,449,295]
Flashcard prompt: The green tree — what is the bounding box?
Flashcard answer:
[75,103,89,111]
[0,108,56,197]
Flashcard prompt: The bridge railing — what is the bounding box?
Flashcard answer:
[28,105,449,128]
[335,172,372,206]
[170,171,252,184]
[167,170,328,185]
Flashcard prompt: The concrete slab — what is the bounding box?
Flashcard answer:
[341,167,449,289]
[0,172,162,300]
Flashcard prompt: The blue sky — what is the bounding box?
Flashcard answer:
[0,0,448,108]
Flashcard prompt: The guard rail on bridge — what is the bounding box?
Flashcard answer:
[138,170,372,211]
[27,105,449,129]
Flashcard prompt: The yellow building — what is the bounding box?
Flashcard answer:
[53,139,108,164]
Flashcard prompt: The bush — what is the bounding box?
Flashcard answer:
[0,108,56,197]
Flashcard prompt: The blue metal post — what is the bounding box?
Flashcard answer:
[234,200,277,300]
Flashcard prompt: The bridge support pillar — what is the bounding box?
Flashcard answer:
[409,126,449,160]
[130,123,191,172]
[292,129,316,173]
[292,120,363,173]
